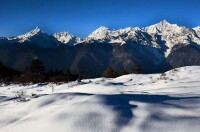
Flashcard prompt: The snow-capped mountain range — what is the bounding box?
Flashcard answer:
[1,20,200,56]
[85,20,200,57]
[1,20,200,76]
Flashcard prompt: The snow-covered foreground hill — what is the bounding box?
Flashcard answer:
[0,66,200,132]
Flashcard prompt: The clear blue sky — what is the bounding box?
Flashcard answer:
[0,0,200,38]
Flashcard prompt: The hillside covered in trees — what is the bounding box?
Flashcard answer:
[0,58,142,84]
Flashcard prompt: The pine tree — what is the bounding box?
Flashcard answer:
[103,67,119,78]
[18,58,46,83]
[28,58,45,75]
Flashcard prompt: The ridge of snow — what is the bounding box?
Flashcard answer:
[16,27,44,43]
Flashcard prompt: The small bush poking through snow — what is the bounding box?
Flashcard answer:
[149,77,156,83]
[172,68,180,72]
[15,90,29,102]
[159,73,168,80]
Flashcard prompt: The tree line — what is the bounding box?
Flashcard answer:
[0,58,142,84]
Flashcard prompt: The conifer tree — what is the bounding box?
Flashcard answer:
[103,67,119,78]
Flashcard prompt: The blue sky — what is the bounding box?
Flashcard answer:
[0,0,200,38]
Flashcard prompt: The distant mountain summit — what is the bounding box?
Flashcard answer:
[17,26,43,42]
[1,20,200,77]
[0,27,61,48]
[145,19,173,34]
[53,32,81,46]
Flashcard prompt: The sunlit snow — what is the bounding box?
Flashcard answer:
[0,66,200,132]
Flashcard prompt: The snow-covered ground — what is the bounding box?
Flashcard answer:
[0,66,200,132]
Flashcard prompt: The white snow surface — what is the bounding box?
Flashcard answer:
[0,66,200,132]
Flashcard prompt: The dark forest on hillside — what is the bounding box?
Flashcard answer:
[0,58,142,84]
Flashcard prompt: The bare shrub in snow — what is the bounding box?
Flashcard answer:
[149,76,156,83]
[173,68,179,72]
[15,90,29,102]
[159,73,168,80]
[170,68,180,74]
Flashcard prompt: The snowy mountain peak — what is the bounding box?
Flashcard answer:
[87,26,110,40]
[145,20,174,34]
[53,32,73,38]
[96,26,109,31]
[53,32,81,45]
[17,26,44,42]
[30,26,43,34]
[27,26,44,35]
[159,19,171,26]
[145,20,185,35]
